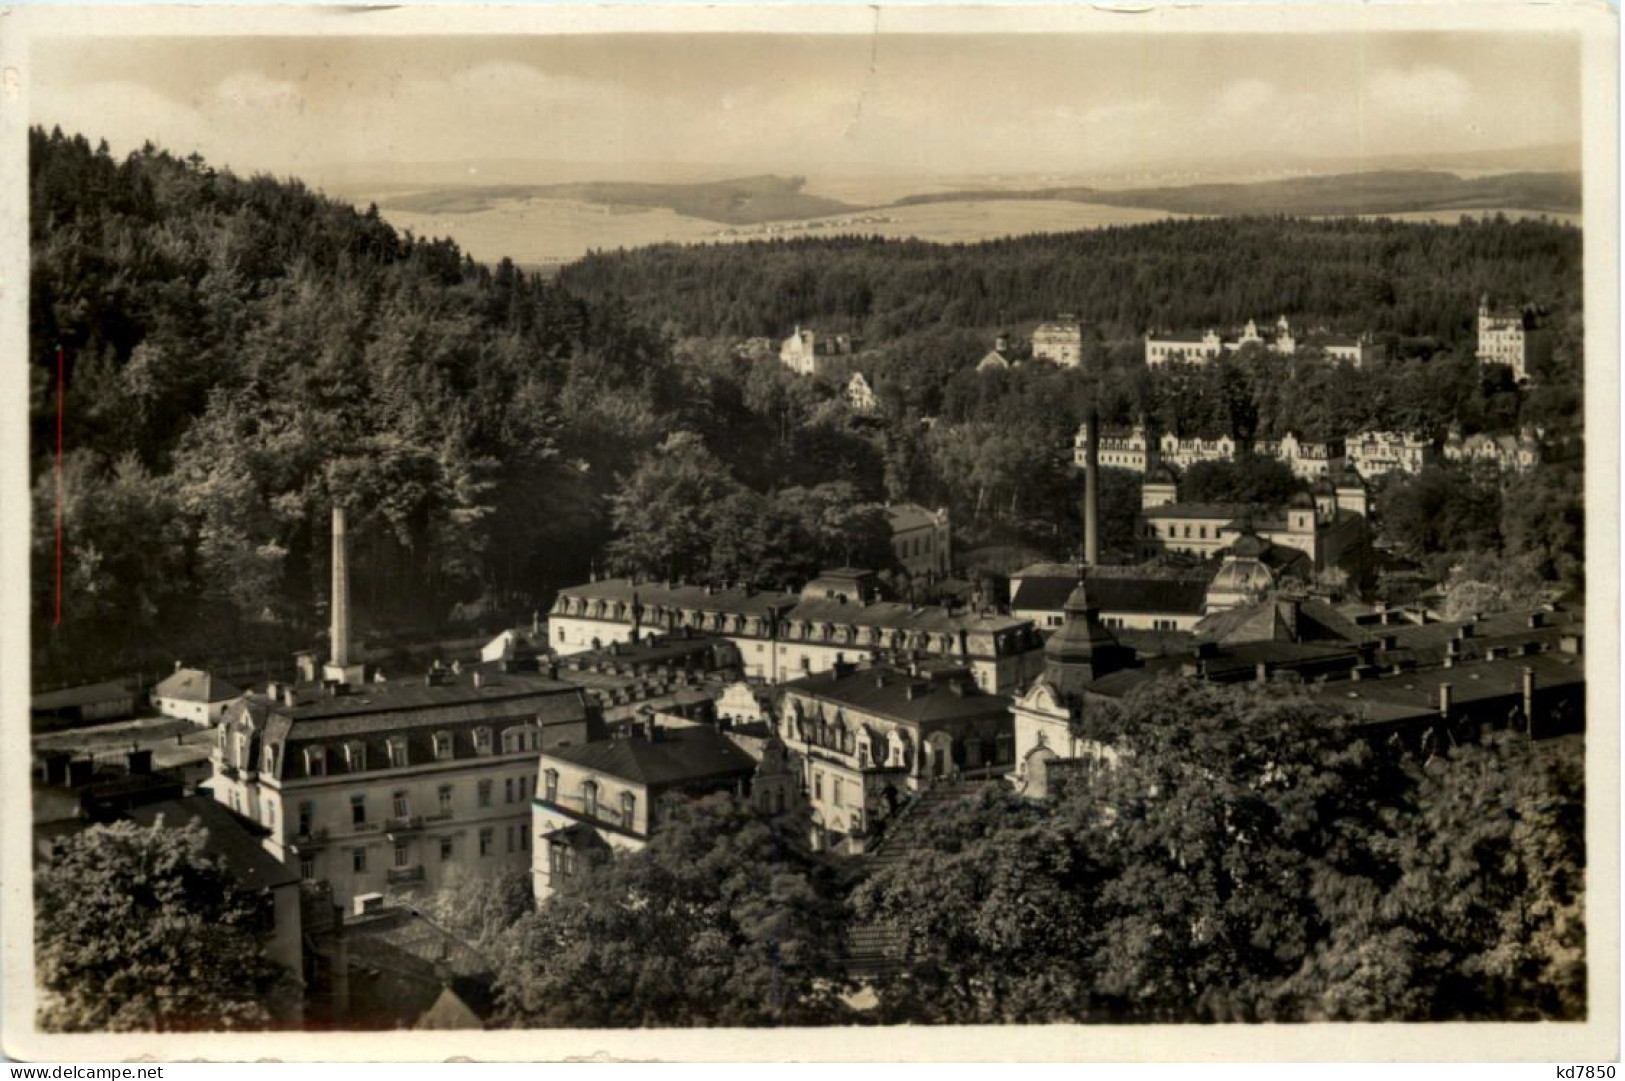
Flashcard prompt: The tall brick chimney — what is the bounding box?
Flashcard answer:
[323,505,364,687]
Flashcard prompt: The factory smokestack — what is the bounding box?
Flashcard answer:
[1084,407,1100,565]
[331,505,351,669]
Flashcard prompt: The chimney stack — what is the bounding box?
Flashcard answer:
[1522,666,1536,735]
[1438,682,1453,718]
[331,506,351,669]
[1084,406,1100,566]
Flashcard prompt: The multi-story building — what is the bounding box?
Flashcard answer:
[778,661,1014,852]
[1137,488,1365,574]
[1476,295,1549,382]
[550,574,1044,692]
[1032,318,1084,367]
[1258,432,1348,480]
[1010,562,1211,633]
[1443,428,1542,473]
[207,663,601,912]
[529,720,769,901]
[845,371,879,414]
[780,326,862,376]
[887,503,952,578]
[1347,430,1435,477]
[1158,431,1237,469]
[1145,317,1379,369]
[1073,421,1158,473]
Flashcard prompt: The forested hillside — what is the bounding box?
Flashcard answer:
[558,215,1582,343]
[29,129,1586,689]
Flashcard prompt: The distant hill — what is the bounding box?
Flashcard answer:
[891,171,1580,217]
[384,175,861,225]
[1090,170,1581,217]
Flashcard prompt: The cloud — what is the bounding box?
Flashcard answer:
[1368,65,1471,117]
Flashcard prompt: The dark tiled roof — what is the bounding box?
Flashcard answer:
[1143,502,1253,521]
[1013,574,1208,616]
[128,796,299,892]
[542,723,758,788]
[783,665,1011,727]
[558,579,799,618]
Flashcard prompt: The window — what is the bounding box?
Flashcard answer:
[479,828,493,857]
[506,825,516,854]
[544,770,559,803]
[350,794,366,826]
[266,802,277,830]
[305,747,327,776]
[505,778,515,804]
[352,848,367,874]
[440,837,453,861]
[621,791,636,826]
[394,841,410,868]
[438,785,453,815]
[263,743,280,774]
[392,791,409,819]
[299,853,315,880]
[298,801,313,836]
[832,778,844,807]
[387,738,408,769]
[583,781,599,818]
[478,780,493,808]
[344,742,366,773]
[474,728,493,755]
[433,731,453,761]
[502,727,535,754]
[814,773,823,801]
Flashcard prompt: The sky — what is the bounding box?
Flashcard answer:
[31,31,1581,183]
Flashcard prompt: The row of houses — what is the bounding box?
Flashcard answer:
[1145,316,1383,369]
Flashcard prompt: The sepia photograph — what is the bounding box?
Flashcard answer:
[1,2,1617,1063]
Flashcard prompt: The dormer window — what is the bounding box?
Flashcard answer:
[501,727,532,754]
[433,731,453,761]
[305,746,327,776]
[474,727,493,755]
[386,738,408,769]
[344,741,366,772]
[263,743,280,774]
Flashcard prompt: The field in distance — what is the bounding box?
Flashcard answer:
[374,196,1200,269]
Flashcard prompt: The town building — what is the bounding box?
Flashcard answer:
[779,326,862,376]
[1073,421,1158,473]
[1476,294,1549,383]
[845,371,879,414]
[1010,579,1139,798]
[1256,433,1348,480]
[529,720,764,901]
[1347,430,1435,477]
[887,502,952,578]
[152,664,244,726]
[31,680,141,731]
[1158,432,1237,470]
[206,507,602,912]
[1443,428,1542,473]
[550,573,1044,693]
[1145,317,1381,369]
[778,661,1014,852]
[1137,489,1365,574]
[1009,562,1210,633]
[976,334,1016,371]
[1031,318,1084,367]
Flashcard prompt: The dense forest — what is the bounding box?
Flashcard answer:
[29,128,1585,688]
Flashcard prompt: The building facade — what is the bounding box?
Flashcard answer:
[529,721,766,901]
[1073,422,1158,473]
[845,371,879,414]
[777,662,1014,852]
[887,503,952,578]
[207,665,599,912]
[1145,317,1378,369]
[152,666,244,726]
[1476,295,1548,382]
[550,575,1044,692]
[1347,430,1434,476]
[780,326,862,376]
[1032,319,1084,367]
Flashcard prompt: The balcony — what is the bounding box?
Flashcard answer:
[293,828,329,848]
[351,820,382,834]
[385,815,425,839]
[386,864,425,886]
